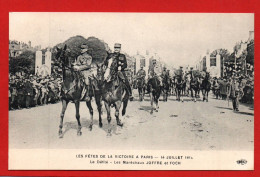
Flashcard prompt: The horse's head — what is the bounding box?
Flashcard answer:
[55,44,72,68]
[104,57,118,81]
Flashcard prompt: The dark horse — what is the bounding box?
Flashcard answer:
[55,45,102,138]
[190,76,200,102]
[136,76,146,101]
[147,76,161,114]
[201,72,211,102]
[102,57,129,136]
[162,75,170,102]
[174,75,184,102]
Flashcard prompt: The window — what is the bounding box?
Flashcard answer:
[210,58,216,66]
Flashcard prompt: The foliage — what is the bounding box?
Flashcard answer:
[54,35,108,64]
[9,50,35,74]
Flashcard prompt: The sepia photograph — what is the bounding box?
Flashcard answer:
[8,12,254,170]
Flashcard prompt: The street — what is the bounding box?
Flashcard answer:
[9,90,254,151]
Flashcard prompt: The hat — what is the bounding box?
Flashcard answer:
[190,67,193,70]
[180,66,183,68]
[114,43,121,48]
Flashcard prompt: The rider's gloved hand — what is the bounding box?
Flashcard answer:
[73,65,80,71]
[118,66,122,71]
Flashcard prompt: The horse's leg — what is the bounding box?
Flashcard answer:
[86,100,93,131]
[95,94,103,128]
[122,95,129,116]
[104,102,112,136]
[75,101,82,136]
[59,99,68,138]
[155,95,159,112]
[115,101,123,127]
[206,91,209,102]
[150,93,154,114]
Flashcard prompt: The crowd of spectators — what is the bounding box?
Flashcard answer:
[9,73,62,110]
[211,73,254,104]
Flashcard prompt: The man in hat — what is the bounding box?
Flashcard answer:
[227,76,240,111]
[136,66,146,81]
[105,43,133,101]
[148,60,163,86]
[73,44,93,101]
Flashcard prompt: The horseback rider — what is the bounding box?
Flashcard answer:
[136,66,146,81]
[72,44,93,101]
[105,43,134,101]
[149,60,163,86]
[189,67,194,80]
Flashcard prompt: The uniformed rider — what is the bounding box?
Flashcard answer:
[105,43,134,101]
[136,66,146,81]
[73,44,93,101]
[149,60,163,86]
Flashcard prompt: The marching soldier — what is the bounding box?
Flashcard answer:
[73,44,93,101]
[105,43,134,101]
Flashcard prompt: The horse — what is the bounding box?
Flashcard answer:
[174,75,184,102]
[136,76,146,101]
[161,75,170,102]
[184,74,191,96]
[55,45,102,138]
[190,76,201,102]
[201,72,211,102]
[101,57,129,136]
[147,75,161,114]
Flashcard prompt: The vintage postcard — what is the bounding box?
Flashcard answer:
[8,12,254,170]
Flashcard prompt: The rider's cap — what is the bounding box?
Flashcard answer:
[180,66,183,68]
[190,67,193,69]
[114,43,121,48]
[81,44,88,49]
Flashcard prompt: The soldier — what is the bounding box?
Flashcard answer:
[24,78,34,108]
[105,43,133,101]
[136,66,146,81]
[73,44,93,101]
[227,76,240,112]
[149,60,163,86]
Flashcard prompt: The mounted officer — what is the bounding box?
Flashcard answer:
[149,60,162,86]
[136,66,146,81]
[72,44,93,101]
[105,43,133,101]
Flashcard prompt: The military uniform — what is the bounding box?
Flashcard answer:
[136,68,146,80]
[149,63,162,86]
[104,43,133,99]
[228,78,240,111]
[74,45,92,85]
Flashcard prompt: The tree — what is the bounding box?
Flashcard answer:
[54,35,108,64]
[9,50,35,74]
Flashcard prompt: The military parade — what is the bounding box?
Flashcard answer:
[9,13,254,152]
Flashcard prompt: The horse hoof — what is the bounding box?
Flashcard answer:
[58,131,63,138]
[150,111,153,114]
[117,122,123,127]
[155,110,158,112]
[89,125,93,131]
[77,131,82,136]
[122,110,126,116]
[107,132,112,136]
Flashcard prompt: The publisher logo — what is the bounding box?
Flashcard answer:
[237,159,247,165]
